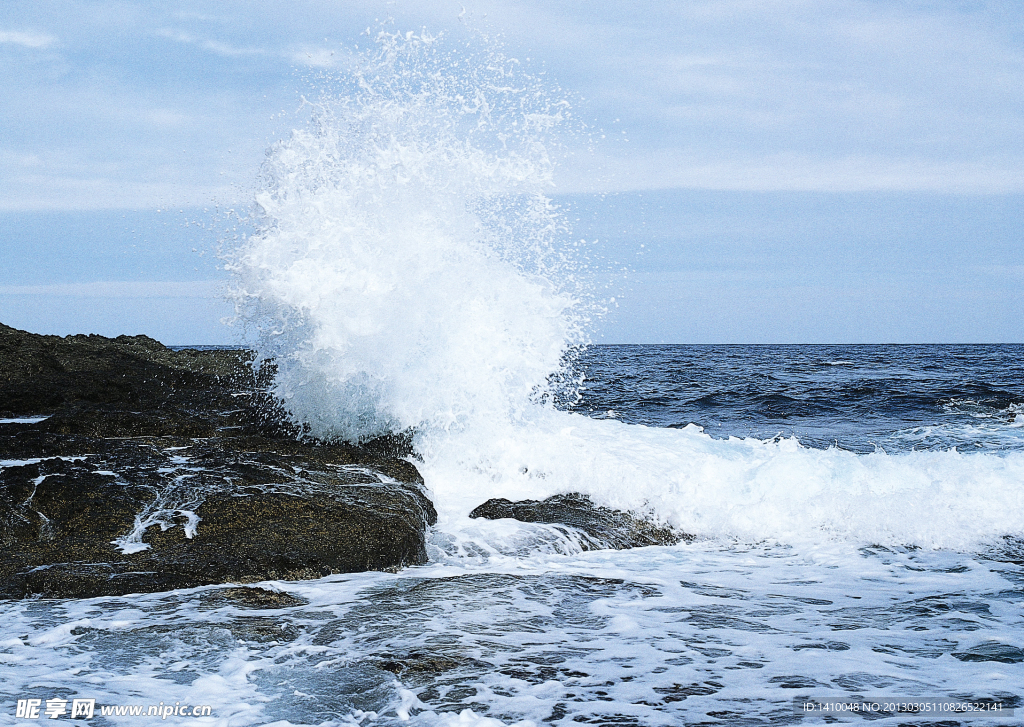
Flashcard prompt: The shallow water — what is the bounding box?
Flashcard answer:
[1,535,1021,726]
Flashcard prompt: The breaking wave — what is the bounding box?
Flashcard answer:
[229,31,1024,549]
[228,30,589,443]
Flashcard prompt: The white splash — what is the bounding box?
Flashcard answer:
[230,31,1024,549]
[228,30,588,444]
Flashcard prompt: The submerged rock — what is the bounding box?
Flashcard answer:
[201,586,309,610]
[469,493,689,549]
[0,323,435,599]
[952,642,1024,664]
[376,651,486,676]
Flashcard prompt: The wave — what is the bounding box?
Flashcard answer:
[227,30,590,444]
[228,31,1024,551]
[419,411,1024,550]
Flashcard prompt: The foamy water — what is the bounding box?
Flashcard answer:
[421,412,1024,551]
[1,542,1020,726]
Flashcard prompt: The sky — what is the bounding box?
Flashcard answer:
[1,0,1022,343]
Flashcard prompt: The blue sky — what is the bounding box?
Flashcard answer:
[1,1,1022,343]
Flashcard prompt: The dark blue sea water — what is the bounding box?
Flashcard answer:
[572,344,1024,454]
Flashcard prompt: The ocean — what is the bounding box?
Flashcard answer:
[3,31,1022,727]
[2,344,1022,726]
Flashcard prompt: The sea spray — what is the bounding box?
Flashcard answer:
[229,31,1024,550]
[228,30,590,443]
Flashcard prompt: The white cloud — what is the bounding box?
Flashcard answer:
[155,28,263,57]
[0,281,223,298]
[0,169,245,211]
[4,0,1024,205]
[557,148,1024,194]
[0,30,56,48]
[173,11,227,23]
[0,151,44,168]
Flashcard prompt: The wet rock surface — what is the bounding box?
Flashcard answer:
[469,493,690,549]
[376,651,487,677]
[200,586,309,610]
[952,641,1024,664]
[0,323,435,599]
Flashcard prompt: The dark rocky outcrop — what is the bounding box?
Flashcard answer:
[469,493,690,549]
[0,323,434,599]
[1,323,246,419]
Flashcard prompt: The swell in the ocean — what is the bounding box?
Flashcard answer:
[228,31,1024,551]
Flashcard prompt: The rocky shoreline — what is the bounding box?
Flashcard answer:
[1,323,686,600]
[0,323,435,599]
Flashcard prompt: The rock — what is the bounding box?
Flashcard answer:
[469,493,689,549]
[0,323,246,417]
[227,618,301,643]
[0,323,435,599]
[376,651,486,676]
[201,586,308,609]
[952,642,1024,664]
[0,449,434,600]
